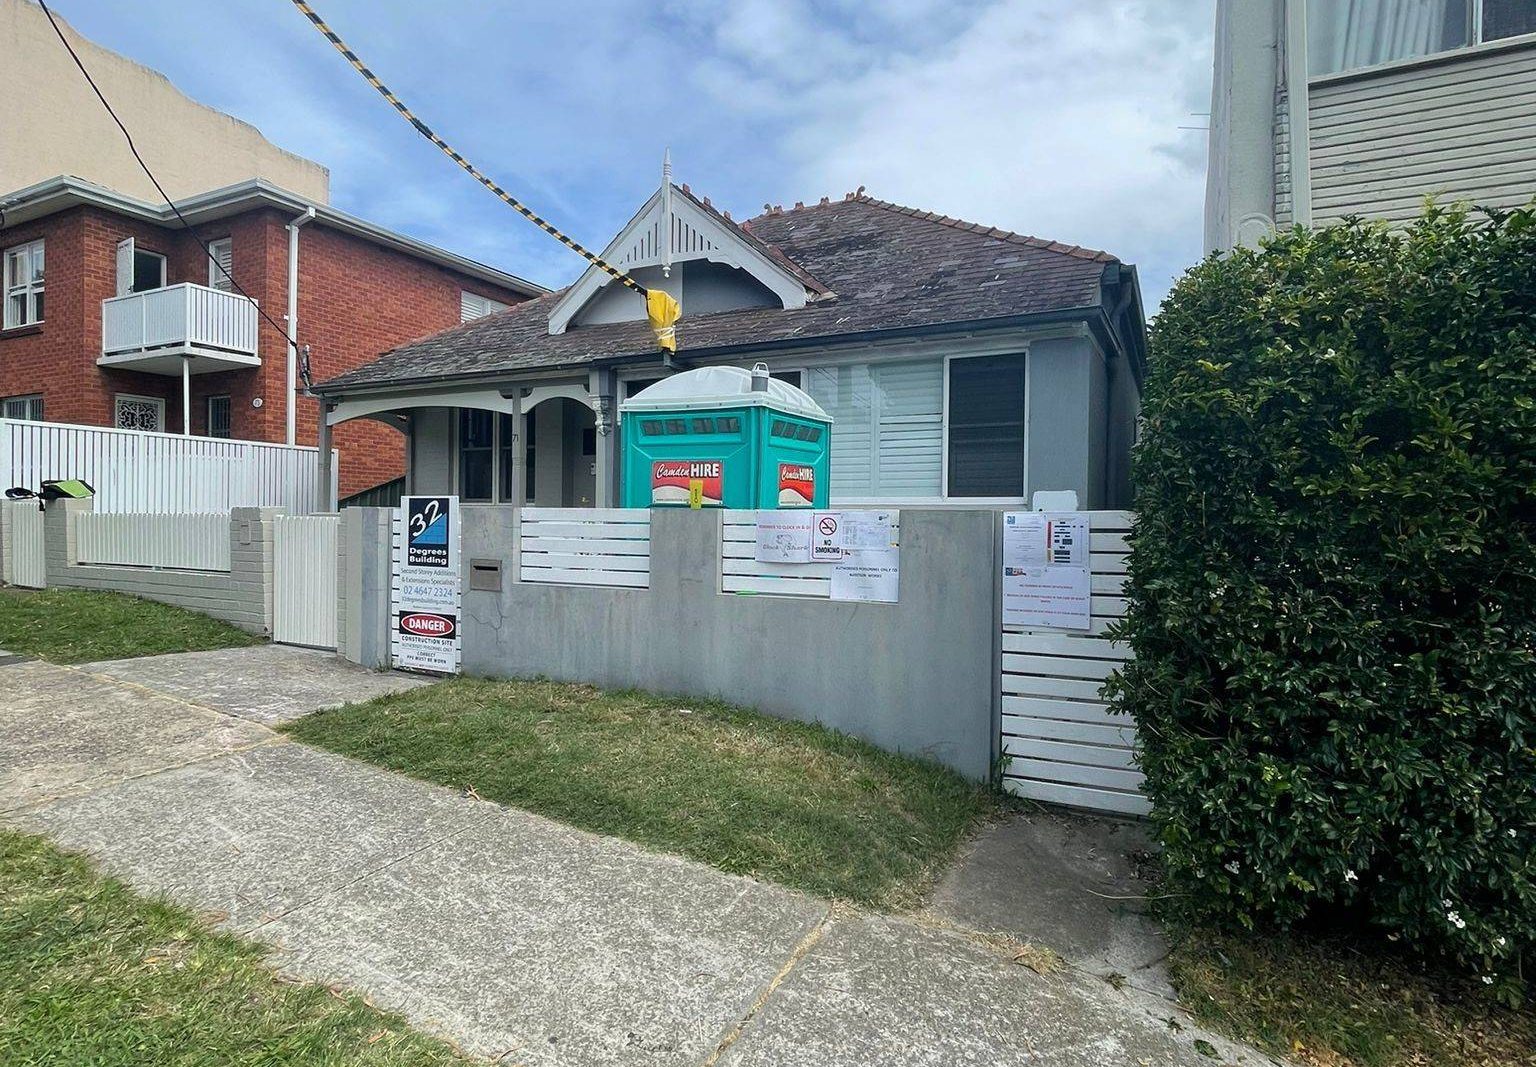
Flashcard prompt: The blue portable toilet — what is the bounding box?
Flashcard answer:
[620,364,832,508]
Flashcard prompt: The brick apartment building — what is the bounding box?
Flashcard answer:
[0,175,542,495]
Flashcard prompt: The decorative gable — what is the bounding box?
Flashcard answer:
[547,176,812,336]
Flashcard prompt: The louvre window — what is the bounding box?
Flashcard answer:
[806,360,943,500]
[207,238,234,292]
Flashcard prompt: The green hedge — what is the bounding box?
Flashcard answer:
[1109,206,1535,995]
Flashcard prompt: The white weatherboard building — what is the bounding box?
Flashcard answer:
[1205,0,1536,251]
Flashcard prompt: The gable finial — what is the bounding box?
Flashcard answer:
[661,148,673,279]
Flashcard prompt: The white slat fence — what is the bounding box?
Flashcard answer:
[5,499,47,588]
[75,512,231,571]
[0,418,335,515]
[519,507,650,588]
[721,510,901,598]
[1000,511,1146,816]
[273,514,339,649]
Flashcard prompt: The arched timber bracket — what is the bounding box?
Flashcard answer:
[519,382,595,412]
[325,387,522,426]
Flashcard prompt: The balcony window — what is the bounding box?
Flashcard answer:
[3,239,44,329]
[1309,0,1536,76]
[207,238,234,292]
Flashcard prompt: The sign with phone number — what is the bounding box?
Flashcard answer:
[392,495,462,673]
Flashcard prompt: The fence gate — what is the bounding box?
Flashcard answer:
[7,501,46,588]
[273,514,339,649]
[999,510,1148,816]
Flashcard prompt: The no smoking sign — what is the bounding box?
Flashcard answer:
[811,511,843,561]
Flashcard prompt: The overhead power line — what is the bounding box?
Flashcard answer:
[288,0,648,298]
[36,0,301,360]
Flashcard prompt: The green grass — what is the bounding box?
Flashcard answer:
[1168,925,1536,1067]
[0,828,477,1066]
[283,677,998,909]
[0,587,258,663]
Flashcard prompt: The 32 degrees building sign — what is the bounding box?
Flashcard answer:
[392,495,462,673]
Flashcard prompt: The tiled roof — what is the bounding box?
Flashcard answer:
[318,193,1123,392]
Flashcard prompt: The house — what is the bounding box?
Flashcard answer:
[1205,0,1536,251]
[1,0,327,204]
[0,175,543,495]
[312,176,1145,510]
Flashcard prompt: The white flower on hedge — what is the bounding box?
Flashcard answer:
[1447,910,1466,929]
[1483,976,1495,985]
[1344,870,1357,883]
[1225,861,1240,874]
[1495,936,1507,948]
[1443,898,1454,908]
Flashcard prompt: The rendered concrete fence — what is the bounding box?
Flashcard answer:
[42,498,279,635]
[448,507,997,779]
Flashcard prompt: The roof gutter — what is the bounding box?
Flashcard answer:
[311,304,1108,399]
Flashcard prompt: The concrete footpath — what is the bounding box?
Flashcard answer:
[0,646,1268,1067]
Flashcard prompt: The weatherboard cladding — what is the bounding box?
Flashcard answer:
[319,195,1119,391]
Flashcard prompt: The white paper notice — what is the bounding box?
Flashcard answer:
[754,510,813,563]
[1001,511,1092,630]
[840,510,898,550]
[831,544,900,603]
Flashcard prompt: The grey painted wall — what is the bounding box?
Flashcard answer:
[436,506,1000,780]
[405,329,1124,511]
[42,500,276,634]
[338,506,394,667]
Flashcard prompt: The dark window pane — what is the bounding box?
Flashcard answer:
[460,449,492,500]
[131,250,165,293]
[664,419,686,434]
[770,370,802,389]
[717,416,740,433]
[498,413,516,501]
[459,409,494,447]
[207,395,231,438]
[625,378,664,398]
[691,418,714,434]
[947,354,1025,497]
[641,420,663,436]
[794,424,816,441]
[582,427,596,456]
[1484,0,1536,40]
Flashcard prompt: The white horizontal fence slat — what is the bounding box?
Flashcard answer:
[74,512,231,571]
[720,510,902,599]
[1000,510,1147,816]
[519,507,650,589]
[0,418,331,514]
[273,515,339,649]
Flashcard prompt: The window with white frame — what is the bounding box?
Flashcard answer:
[1308,0,1536,76]
[115,394,165,433]
[947,354,1027,498]
[3,240,44,329]
[2,394,44,421]
[207,238,234,292]
[460,291,509,322]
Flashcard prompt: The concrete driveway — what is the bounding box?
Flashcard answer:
[0,645,1264,1067]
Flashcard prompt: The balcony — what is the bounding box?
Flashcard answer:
[100,282,261,376]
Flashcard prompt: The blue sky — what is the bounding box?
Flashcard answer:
[53,0,1215,310]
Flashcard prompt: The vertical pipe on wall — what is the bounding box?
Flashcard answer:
[286,206,317,446]
[181,357,191,436]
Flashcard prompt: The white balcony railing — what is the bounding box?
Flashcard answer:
[102,282,259,359]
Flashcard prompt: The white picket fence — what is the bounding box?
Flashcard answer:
[999,511,1145,816]
[721,510,901,598]
[0,419,335,514]
[75,512,231,572]
[518,507,650,588]
[274,514,339,648]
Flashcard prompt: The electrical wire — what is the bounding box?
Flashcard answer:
[37,0,301,357]
[287,0,649,296]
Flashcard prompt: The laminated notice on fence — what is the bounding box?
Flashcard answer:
[1001,511,1090,630]
[755,510,813,563]
[830,510,899,602]
[392,495,462,673]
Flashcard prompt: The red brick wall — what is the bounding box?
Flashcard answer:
[0,204,531,497]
